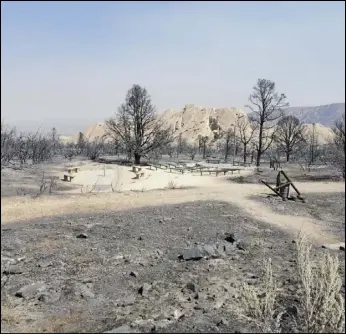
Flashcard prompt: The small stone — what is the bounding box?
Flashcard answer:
[138,236,143,240]
[81,288,95,300]
[224,232,237,243]
[217,318,229,327]
[138,283,152,296]
[37,260,53,268]
[130,271,138,278]
[119,295,136,307]
[76,233,88,239]
[156,249,164,256]
[236,240,249,251]
[322,243,345,251]
[15,282,46,299]
[3,265,23,275]
[246,278,258,285]
[186,282,199,293]
[104,325,133,333]
[173,309,184,320]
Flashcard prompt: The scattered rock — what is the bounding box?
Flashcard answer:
[76,233,88,239]
[80,287,95,300]
[156,249,164,256]
[186,282,199,293]
[130,271,138,278]
[131,319,156,332]
[38,289,61,303]
[173,309,185,320]
[138,283,152,297]
[15,282,46,299]
[37,260,53,268]
[321,242,345,251]
[118,295,136,307]
[217,318,229,327]
[3,265,23,275]
[224,232,237,243]
[104,325,133,333]
[236,240,249,251]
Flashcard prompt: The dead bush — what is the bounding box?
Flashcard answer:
[237,233,345,333]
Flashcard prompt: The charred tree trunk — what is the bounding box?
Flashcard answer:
[134,153,141,164]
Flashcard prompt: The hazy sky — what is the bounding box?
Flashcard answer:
[1,1,345,134]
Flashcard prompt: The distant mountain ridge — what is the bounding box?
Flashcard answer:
[282,103,345,127]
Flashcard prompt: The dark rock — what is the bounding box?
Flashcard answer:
[76,233,88,239]
[138,283,152,296]
[182,246,205,261]
[224,232,237,243]
[186,282,199,293]
[130,271,138,278]
[286,305,298,317]
[15,282,46,299]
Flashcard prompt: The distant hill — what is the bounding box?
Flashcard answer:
[64,103,336,147]
[283,103,345,127]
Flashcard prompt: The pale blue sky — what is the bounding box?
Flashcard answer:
[1,1,345,134]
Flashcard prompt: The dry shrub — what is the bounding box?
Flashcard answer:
[238,258,283,333]
[237,233,345,333]
[110,166,123,192]
[295,233,345,333]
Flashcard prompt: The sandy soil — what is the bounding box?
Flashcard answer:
[1,159,344,246]
[1,158,345,333]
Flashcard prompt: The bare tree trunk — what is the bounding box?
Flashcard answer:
[286,151,290,162]
[243,144,247,163]
[203,142,206,159]
[256,125,263,167]
[134,153,141,164]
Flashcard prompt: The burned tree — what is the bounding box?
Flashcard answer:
[274,116,306,162]
[246,79,289,166]
[1,121,17,168]
[106,84,173,164]
[223,129,233,162]
[77,132,86,154]
[331,113,345,177]
[199,136,209,159]
[237,117,257,163]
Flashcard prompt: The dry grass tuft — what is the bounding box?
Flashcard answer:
[295,232,345,333]
[239,258,283,333]
[237,233,345,333]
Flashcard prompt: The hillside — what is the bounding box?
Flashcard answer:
[282,103,344,127]
[62,103,341,147]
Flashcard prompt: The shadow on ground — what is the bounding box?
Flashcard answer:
[1,200,345,333]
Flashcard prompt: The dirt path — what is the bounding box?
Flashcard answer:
[1,181,344,245]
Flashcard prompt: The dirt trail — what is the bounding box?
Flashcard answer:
[1,181,344,245]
